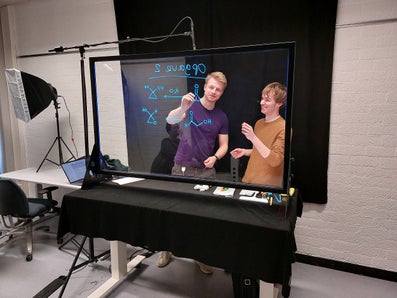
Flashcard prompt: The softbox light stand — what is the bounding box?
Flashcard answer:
[36,97,76,172]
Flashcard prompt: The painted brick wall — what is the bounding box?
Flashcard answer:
[294,0,397,271]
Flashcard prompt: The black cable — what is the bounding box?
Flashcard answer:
[59,95,78,157]
[120,16,193,45]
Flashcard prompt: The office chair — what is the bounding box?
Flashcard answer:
[0,178,58,261]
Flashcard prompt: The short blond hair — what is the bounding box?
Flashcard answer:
[262,82,287,107]
[205,71,227,89]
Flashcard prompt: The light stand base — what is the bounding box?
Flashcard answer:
[36,96,76,173]
[36,136,76,172]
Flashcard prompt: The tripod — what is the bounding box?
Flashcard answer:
[36,97,76,172]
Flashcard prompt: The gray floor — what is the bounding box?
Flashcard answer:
[1,217,396,298]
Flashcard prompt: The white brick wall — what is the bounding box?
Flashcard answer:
[9,0,126,166]
[295,0,397,272]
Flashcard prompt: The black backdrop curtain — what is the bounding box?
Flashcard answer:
[113,0,338,204]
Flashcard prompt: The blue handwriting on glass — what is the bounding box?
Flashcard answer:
[144,85,164,100]
[142,107,158,125]
[154,63,206,76]
[184,111,212,127]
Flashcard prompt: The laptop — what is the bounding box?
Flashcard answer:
[61,158,87,186]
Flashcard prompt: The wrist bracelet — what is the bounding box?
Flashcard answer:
[214,154,220,161]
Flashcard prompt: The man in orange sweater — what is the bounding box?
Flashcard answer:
[230,82,287,187]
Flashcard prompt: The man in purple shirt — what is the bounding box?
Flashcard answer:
[157,71,229,273]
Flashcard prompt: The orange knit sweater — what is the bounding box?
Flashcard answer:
[242,117,285,187]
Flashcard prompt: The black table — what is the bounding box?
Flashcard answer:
[57,179,299,297]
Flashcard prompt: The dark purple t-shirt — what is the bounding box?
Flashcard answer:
[174,101,228,168]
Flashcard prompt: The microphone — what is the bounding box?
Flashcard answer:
[190,18,196,50]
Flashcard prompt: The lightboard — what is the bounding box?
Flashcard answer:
[90,42,295,193]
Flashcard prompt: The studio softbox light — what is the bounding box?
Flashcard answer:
[5,68,57,122]
[4,68,75,171]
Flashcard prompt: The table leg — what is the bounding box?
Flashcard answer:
[87,241,145,298]
[259,281,281,298]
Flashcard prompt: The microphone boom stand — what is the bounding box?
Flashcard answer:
[79,46,90,158]
[48,16,196,159]
[45,17,196,296]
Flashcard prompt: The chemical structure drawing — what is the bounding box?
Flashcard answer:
[193,84,201,101]
[184,111,211,127]
[144,85,164,100]
[142,107,158,125]
[145,79,204,100]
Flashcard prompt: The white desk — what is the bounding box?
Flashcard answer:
[0,165,80,190]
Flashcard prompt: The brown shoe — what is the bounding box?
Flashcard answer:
[195,261,213,274]
[157,251,172,267]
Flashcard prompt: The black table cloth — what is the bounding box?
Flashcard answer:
[57,179,298,287]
